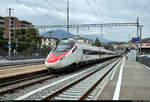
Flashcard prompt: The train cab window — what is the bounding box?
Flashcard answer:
[72,46,77,53]
[53,40,76,56]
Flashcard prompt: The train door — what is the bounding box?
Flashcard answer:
[72,45,80,64]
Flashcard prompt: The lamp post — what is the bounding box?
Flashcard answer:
[48,31,52,51]
[67,0,69,39]
[139,26,143,63]
[16,39,18,55]
[8,8,12,60]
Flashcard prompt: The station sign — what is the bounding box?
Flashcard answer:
[132,37,139,43]
[4,45,13,48]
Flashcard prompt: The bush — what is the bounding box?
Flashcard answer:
[17,42,31,52]
[0,40,8,51]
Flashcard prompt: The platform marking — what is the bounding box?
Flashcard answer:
[14,62,107,100]
[137,62,150,70]
[143,65,150,70]
[111,58,122,80]
[0,64,44,70]
[113,57,125,100]
[0,69,45,79]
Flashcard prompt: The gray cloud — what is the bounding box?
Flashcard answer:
[0,0,149,41]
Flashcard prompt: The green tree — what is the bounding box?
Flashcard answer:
[24,33,33,42]
[15,29,24,42]
[15,29,22,37]
[0,27,4,39]
[25,28,40,43]
[25,28,38,38]
[103,43,114,51]
[94,37,101,47]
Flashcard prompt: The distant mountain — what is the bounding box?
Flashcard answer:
[79,34,112,43]
[40,29,77,39]
[40,29,112,43]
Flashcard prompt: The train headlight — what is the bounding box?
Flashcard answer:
[59,56,65,61]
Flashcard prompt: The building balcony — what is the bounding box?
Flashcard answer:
[0,19,4,23]
[0,24,4,27]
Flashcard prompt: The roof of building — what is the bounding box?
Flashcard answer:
[0,16,4,19]
[21,20,32,24]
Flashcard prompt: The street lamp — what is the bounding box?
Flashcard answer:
[139,25,143,63]
[16,39,18,55]
[48,31,52,51]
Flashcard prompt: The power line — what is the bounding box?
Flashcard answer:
[15,0,58,23]
[93,0,105,23]
[139,0,150,18]
[46,0,60,11]
[85,0,103,23]
[85,0,99,18]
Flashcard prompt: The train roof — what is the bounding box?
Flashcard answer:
[61,39,115,53]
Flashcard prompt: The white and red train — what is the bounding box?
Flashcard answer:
[45,39,117,71]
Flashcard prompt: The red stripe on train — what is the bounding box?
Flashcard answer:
[46,42,78,63]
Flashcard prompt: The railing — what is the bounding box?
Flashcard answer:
[136,57,150,67]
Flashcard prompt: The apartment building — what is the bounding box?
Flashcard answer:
[0,16,32,39]
[41,37,57,49]
[0,16,4,28]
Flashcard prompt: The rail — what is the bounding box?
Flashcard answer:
[42,58,120,100]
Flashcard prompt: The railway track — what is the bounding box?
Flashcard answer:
[11,57,121,100]
[42,58,120,100]
[0,59,103,95]
[0,70,57,94]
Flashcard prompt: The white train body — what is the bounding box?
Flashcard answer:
[45,40,116,71]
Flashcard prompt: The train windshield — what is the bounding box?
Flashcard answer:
[53,40,76,56]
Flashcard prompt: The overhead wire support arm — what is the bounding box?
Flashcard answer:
[11,22,141,30]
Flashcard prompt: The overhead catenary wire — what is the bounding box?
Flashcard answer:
[14,0,60,23]
[93,0,105,37]
[85,0,105,37]
[0,9,8,16]
[46,0,60,11]
[138,0,150,18]
[85,0,103,23]
[93,0,105,23]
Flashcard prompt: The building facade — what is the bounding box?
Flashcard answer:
[0,16,4,28]
[41,37,57,49]
[113,44,129,50]
[73,37,93,45]
[0,16,32,39]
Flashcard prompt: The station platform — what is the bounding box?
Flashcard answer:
[98,57,150,100]
[0,64,46,79]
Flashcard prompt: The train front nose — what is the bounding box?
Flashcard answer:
[45,54,61,69]
[45,61,60,69]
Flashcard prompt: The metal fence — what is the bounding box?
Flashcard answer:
[136,57,150,67]
[0,47,51,60]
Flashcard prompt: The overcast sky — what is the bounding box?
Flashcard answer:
[0,0,150,42]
